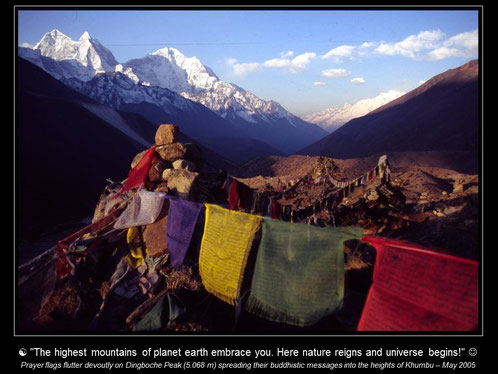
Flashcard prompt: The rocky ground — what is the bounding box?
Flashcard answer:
[17,126,479,333]
[235,154,479,260]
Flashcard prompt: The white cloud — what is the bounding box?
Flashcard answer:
[263,51,316,73]
[289,52,317,72]
[322,45,356,62]
[321,68,351,78]
[373,29,478,60]
[232,62,262,76]
[280,50,294,58]
[20,42,35,49]
[424,29,479,61]
[226,28,478,78]
[425,47,467,60]
[444,29,478,50]
[226,57,238,66]
[374,29,445,58]
[227,57,262,76]
[314,81,328,86]
[263,58,291,68]
[360,41,375,49]
[228,51,316,76]
[417,80,426,87]
[351,77,366,85]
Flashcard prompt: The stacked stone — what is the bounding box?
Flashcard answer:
[391,178,403,188]
[366,189,379,201]
[132,124,204,200]
[451,179,464,197]
[132,124,204,257]
[418,191,430,204]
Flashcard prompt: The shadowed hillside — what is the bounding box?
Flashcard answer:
[299,60,478,173]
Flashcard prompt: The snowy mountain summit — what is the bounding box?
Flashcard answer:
[123,46,313,130]
[24,29,118,81]
[304,90,405,133]
[19,30,326,154]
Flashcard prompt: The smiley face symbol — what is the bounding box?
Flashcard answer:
[468,348,477,357]
[19,348,27,356]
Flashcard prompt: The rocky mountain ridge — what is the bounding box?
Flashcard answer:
[19,30,326,155]
[299,59,478,168]
[303,90,405,133]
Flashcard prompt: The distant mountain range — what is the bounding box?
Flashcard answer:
[18,30,326,158]
[16,30,479,239]
[299,59,479,172]
[17,57,234,239]
[303,90,405,133]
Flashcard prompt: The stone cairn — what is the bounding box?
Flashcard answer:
[131,124,204,200]
[93,124,225,227]
[130,124,206,257]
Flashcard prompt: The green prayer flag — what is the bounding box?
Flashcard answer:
[132,293,186,331]
[245,219,363,327]
[133,295,166,332]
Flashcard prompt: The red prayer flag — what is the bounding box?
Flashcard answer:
[271,200,280,219]
[368,169,375,181]
[228,179,239,210]
[112,145,157,199]
[55,249,74,279]
[358,236,478,331]
[55,208,123,278]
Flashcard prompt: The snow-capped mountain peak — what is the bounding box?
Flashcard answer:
[304,89,405,133]
[142,46,219,92]
[124,46,309,128]
[34,29,74,56]
[40,29,68,41]
[124,45,327,150]
[151,47,211,75]
[151,47,187,63]
[19,30,327,154]
[79,31,92,41]
[25,29,118,81]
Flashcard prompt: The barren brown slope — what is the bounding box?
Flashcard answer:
[298,59,479,174]
[234,150,478,181]
[235,153,478,260]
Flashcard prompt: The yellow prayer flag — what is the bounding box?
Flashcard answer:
[199,204,262,305]
[126,227,147,268]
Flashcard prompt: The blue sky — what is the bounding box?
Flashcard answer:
[17,8,479,116]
